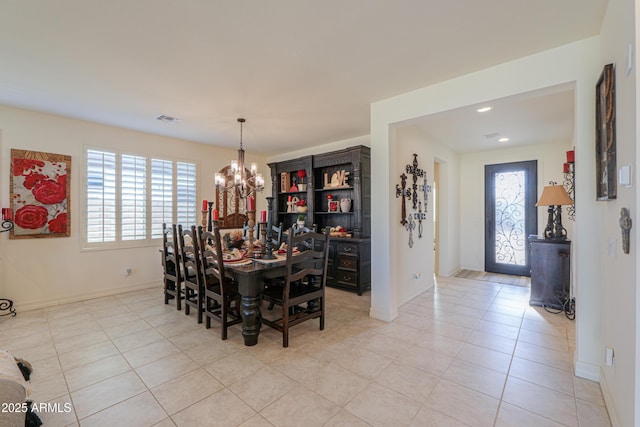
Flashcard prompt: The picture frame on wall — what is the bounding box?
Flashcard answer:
[10,149,71,238]
[595,63,616,201]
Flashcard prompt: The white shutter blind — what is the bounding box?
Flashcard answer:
[176,161,197,228]
[151,159,173,239]
[86,149,116,243]
[121,154,147,240]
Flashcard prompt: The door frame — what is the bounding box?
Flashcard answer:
[484,160,538,276]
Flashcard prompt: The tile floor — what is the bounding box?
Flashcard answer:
[0,275,610,426]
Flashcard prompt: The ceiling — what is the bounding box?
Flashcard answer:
[0,1,607,154]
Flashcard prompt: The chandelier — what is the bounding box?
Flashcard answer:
[215,118,265,198]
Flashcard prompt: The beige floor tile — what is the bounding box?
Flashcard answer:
[333,346,393,379]
[102,318,152,340]
[509,356,575,396]
[466,330,516,354]
[12,341,58,363]
[425,320,473,341]
[122,339,180,368]
[345,381,421,427]
[135,352,197,388]
[456,342,512,374]
[53,330,109,354]
[517,328,569,352]
[425,379,499,427]
[307,363,370,406]
[31,354,62,379]
[481,311,523,328]
[153,418,177,427]
[151,368,223,415]
[57,341,120,370]
[514,340,573,372]
[79,391,167,427]
[474,319,520,340]
[375,361,439,403]
[71,371,147,419]
[229,365,295,411]
[64,353,131,392]
[261,386,340,427]
[413,331,464,357]
[113,328,165,353]
[502,377,578,426]
[182,339,239,366]
[324,409,371,427]
[29,371,69,403]
[204,350,265,386]
[574,377,606,406]
[172,388,255,427]
[409,405,471,427]
[495,402,566,427]
[443,359,507,398]
[239,414,276,427]
[576,398,612,427]
[35,394,77,427]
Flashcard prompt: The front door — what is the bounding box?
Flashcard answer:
[484,161,537,276]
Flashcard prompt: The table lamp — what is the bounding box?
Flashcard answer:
[535,182,574,240]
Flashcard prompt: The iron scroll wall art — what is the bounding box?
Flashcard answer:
[396,154,431,247]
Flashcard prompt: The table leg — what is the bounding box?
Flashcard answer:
[240,295,261,346]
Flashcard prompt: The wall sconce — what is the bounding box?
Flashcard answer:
[536,182,574,240]
[1,208,14,233]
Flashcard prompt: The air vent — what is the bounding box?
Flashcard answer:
[484,132,500,139]
[156,114,181,124]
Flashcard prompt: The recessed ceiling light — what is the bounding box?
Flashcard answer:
[498,137,510,143]
[477,106,492,113]
[156,114,181,124]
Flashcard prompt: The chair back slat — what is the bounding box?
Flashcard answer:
[283,228,330,304]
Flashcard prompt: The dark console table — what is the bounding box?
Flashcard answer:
[529,237,571,312]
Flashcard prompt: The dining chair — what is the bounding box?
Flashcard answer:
[178,224,204,323]
[197,225,242,340]
[162,223,183,310]
[261,227,330,347]
[270,222,284,247]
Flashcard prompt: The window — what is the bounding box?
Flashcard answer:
[85,148,197,247]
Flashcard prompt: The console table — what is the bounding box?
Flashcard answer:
[529,238,571,311]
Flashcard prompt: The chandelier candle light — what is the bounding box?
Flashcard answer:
[215,118,265,199]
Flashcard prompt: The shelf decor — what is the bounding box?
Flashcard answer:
[595,64,616,201]
[10,149,71,238]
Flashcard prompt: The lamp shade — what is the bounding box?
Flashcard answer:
[536,185,574,206]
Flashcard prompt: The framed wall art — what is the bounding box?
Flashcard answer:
[595,63,616,201]
[10,149,71,238]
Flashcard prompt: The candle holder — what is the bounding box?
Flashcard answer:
[247,209,256,252]
[263,197,277,260]
[0,220,14,233]
[207,202,214,231]
[0,299,16,317]
[259,222,267,256]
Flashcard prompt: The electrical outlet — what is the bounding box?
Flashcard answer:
[125,268,132,276]
[414,272,421,279]
[605,346,614,367]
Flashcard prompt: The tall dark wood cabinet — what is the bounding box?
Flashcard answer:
[268,145,371,294]
[529,238,571,310]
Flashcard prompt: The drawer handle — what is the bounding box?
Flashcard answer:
[343,247,352,252]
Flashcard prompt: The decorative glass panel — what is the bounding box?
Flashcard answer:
[494,171,526,266]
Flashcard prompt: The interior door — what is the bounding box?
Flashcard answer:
[485,161,537,276]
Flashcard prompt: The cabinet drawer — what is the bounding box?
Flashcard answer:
[338,243,358,255]
[337,255,358,270]
[336,270,358,286]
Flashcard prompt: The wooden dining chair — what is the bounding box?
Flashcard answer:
[178,224,204,323]
[261,227,330,347]
[196,225,242,340]
[162,223,183,310]
[270,222,284,247]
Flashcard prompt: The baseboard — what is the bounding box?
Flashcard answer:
[574,359,600,381]
[598,368,621,427]
[369,305,398,322]
[15,281,160,312]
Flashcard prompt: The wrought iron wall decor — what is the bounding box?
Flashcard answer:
[396,154,431,247]
[563,150,575,221]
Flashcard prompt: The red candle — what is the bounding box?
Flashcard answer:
[566,150,575,163]
[247,196,255,211]
[260,210,267,223]
[563,163,570,173]
[2,208,12,221]
[213,209,219,220]
[202,199,208,211]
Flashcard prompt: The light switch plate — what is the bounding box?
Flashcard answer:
[619,165,632,187]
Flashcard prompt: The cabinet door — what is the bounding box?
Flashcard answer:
[529,241,570,309]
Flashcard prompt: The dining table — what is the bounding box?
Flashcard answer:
[223,255,287,346]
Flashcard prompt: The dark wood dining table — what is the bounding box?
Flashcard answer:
[224,257,287,346]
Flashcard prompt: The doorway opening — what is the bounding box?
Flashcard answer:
[484,160,537,276]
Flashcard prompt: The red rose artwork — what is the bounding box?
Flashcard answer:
[10,149,71,238]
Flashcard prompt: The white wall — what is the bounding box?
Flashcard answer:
[596,0,638,425]
[460,141,574,272]
[0,105,268,310]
